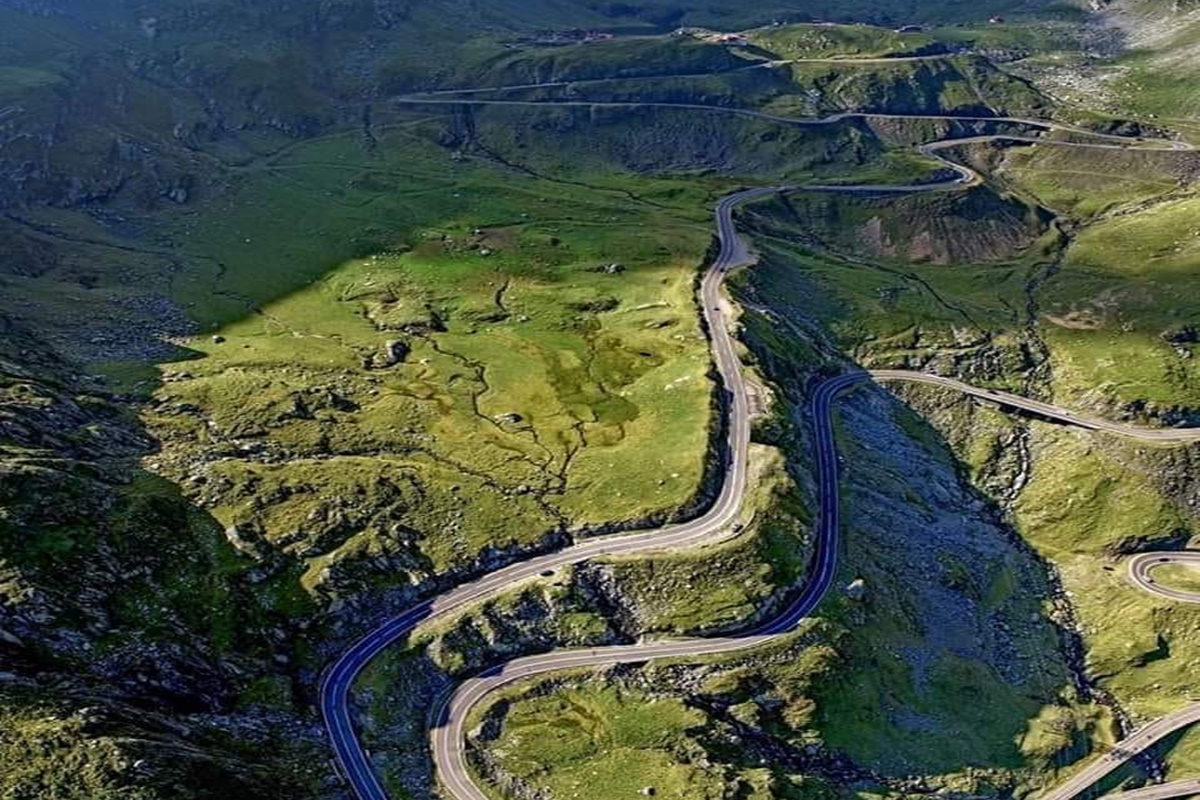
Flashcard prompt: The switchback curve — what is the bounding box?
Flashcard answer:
[323,89,1200,800]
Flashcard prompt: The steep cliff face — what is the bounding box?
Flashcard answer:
[0,2,1182,798]
[748,186,1052,266]
[0,344,328,797]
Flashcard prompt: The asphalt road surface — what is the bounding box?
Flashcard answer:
[1128,552,1200,604]
[319,185,783,800]
[1104,778,1200,800]
[870,371,1200,444]
[430,368,1200,800]
[1036,704,1200,800]
[320,99,1200,800]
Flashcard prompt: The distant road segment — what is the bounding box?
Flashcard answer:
[321,92,1200,800]
[1103,778,1200,800]
[393,95,1193,154]
[319,185,783,800]
[1128,552,1200,604]
[870,370,1200,444]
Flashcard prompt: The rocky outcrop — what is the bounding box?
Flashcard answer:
[752,186,1052,266]
[0,341,327,797]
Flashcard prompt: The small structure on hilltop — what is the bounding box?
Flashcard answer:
[675,28,750,46]
[528,29,616,45]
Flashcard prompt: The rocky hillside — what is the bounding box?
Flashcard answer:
[746,186,1052,266]
[0,319,328,797]
[0,1,1175,798]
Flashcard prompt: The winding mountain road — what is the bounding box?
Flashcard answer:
[394,94,1190,151]
[428,362,1200,800]
[870,371,1200,444]
[431,369,856,800]
[394,94,1190,198]
[1128,552,1200,604]
[319,185,781,800]
[322,92,1200,800]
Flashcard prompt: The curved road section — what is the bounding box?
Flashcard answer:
[430,372,857,800]
[870,371,1200,444]
[319,185,783,800]
[430,367,1200,800]
[319,115,1200,799]
[1128,552,1200,604]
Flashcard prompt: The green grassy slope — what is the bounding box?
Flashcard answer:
[145,129,723,587]
[1099,0,1200,120]
[1041,193,1200,413]
[4,4,1199,799]
[0,344,326,796]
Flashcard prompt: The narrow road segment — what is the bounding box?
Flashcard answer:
[1128,552,1200,604]
[871,370,1200,444]
[319,185,782,800]
[1103,778,1200,800]
[321,101,1200,800]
